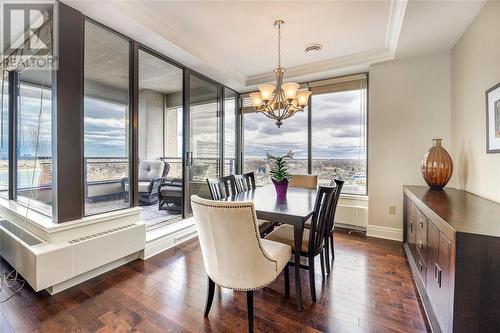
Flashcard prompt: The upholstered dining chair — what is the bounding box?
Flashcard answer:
[265,185,336,302]
[289,174,318,189]
[191,195,291,333]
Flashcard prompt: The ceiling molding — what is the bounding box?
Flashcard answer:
[385,0,408,56]
[246,0,408,86]
[95,0,408,90]
[246,48,393,86]
[111,1,248,86]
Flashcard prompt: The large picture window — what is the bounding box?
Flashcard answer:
[243,106,308,186]
[17,70,53,214]
[83,21,131,215]
[242,74,367,195]
[311,88,367,195]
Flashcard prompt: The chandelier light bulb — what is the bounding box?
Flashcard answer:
[281,82,299,100]
[258,84,275,101]
[249,92,263,107]
[297,90,312,106]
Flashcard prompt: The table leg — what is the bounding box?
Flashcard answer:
[293,222,304,311]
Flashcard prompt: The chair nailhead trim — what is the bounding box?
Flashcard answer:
[192,199,279,270]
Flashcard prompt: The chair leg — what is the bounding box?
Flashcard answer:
[324,235,331,274]
[284,263,290,298]
[320,251,325,280]
[330,233,335,260]
[308,255,317,303]
[204,276,215,317]
[247,291,254,333]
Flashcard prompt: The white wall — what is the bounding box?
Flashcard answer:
[368,53,452,238]
[451,0,500,203]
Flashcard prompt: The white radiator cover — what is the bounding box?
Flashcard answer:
[0,217,145,293]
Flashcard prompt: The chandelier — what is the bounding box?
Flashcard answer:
[250,20,311,128]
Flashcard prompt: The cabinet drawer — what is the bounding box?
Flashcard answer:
[415,254,427,287]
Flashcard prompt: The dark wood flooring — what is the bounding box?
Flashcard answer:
[0,230,430,332]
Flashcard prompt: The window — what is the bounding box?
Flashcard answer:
[83,21,131,215]
[0,72,8,197]
[17,70,53,214]
[243,107,308,186]
[311,88,367,195]
[224,88,237,175]
[138,49,183,222]
[242,74,367,195]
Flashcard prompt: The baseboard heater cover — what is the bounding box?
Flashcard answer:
[0,219,145,292]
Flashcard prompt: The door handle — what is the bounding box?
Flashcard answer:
[185,152,193,166]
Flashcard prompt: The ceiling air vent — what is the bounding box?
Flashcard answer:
[305,44,322,55]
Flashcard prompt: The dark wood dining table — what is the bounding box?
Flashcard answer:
[222,184,317,311]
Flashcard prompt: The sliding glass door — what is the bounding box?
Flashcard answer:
[138,49,183,224]
[184,74,220,215]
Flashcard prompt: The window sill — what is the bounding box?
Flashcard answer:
[0,196,142,243]
[340,193,369,201]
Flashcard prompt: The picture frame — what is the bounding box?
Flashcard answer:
[486,82,500,153]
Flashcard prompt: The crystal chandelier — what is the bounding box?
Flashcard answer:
[250,20,311,128]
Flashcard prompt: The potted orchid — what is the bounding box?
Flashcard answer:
[267,150,293,201]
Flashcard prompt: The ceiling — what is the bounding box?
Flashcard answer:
[65,0,485,93]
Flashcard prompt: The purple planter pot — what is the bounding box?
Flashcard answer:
[272,178,289,202]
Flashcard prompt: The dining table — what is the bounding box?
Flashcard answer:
[222,184,318,311]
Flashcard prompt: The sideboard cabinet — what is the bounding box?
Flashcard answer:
[403,186,500,333]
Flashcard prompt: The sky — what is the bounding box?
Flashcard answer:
[244,89,367,160]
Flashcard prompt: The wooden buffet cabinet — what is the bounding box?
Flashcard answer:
[403,186,500,333]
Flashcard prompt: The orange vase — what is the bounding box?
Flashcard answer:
[421,139,453,190]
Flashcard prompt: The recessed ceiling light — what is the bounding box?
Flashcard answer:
[305,44,322,55]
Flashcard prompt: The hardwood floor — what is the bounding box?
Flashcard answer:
[0,230,430,332]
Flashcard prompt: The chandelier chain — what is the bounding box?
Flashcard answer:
[277,21,281,68]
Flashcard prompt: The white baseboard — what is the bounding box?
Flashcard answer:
[366,225,403,242]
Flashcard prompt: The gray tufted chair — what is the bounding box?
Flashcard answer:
[123,160,169,205]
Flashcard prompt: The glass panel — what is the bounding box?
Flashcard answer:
[17,70,53,215]
[186,75,219,212]
[311,89,367,195]
[243,108,308,186]
[224,89,236,176]
[138,50,183,222]
[84,21,130,215]
[0,72,8,197]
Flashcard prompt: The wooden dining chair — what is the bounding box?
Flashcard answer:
[207,174,271,235]
[264,185,336,302]
[206,175,236,200]
[324,179,344,274]
[234,172,256,193]
[191,195,292,333]
[289,174,318,189]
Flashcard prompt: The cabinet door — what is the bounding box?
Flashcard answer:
[426,221,439,304]
[436,233,452,333]
[406,200,417,257]
[427,221,453,333]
